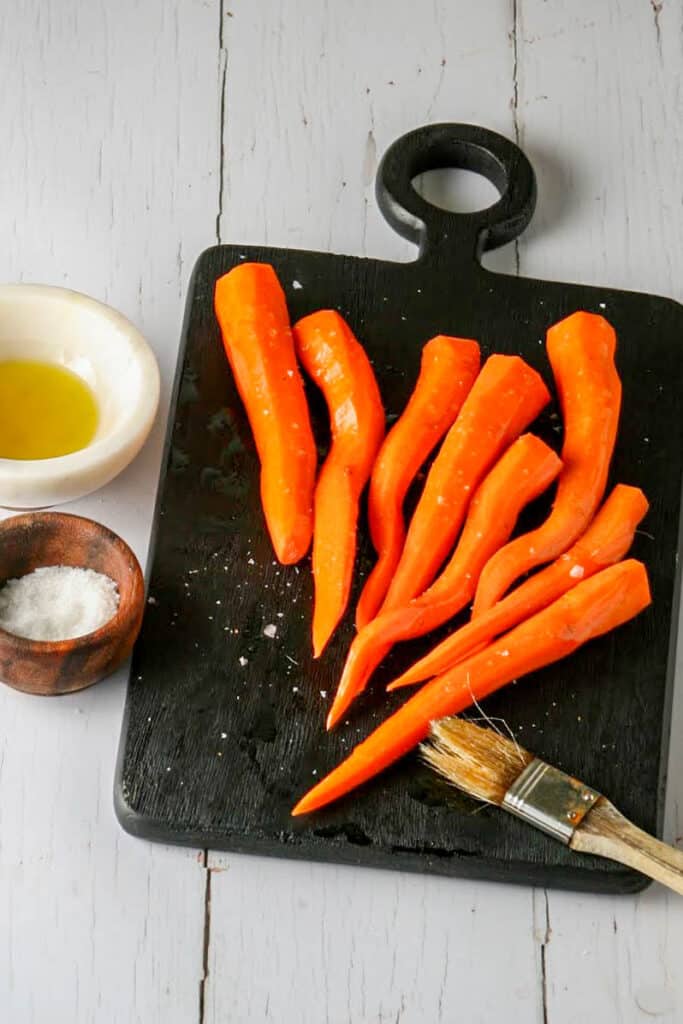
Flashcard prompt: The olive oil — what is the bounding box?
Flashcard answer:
[0,360,99,460]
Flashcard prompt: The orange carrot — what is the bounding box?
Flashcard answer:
[388,484,649,689]
[214,263,317,564]
[473,311,622,614]
[326,433,562,728]
[294,311,385,657]
[380,355,550,613]
[292,559,651,815]
[356,336,481,629]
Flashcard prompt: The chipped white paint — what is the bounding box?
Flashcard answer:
[1,0,682,1021]
[0,0,218,1021]
[204,855,541,1024]
[519,4,683,1022]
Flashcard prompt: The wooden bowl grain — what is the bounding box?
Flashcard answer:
[0,512,145,695]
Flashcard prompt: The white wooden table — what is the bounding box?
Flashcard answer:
[1,2,682,1021]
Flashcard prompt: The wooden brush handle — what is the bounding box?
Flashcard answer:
[570,798,683,895]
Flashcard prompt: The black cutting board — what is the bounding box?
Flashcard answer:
[116,124,683,892]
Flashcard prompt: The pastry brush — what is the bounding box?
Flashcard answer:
[422,717,683,894]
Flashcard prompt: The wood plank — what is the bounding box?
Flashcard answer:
[206,3,540,1022]
[519,1,683,1020]
[0,1,220,1019]
[204,853,542,1024]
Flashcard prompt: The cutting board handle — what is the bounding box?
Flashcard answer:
[376,123,537,267]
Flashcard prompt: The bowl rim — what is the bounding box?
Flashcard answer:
[0,283,160,482]
[0,511,145,652]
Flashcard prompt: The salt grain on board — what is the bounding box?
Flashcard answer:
[263,623,277,638]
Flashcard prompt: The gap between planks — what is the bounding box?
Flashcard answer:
[512,10,552,1017]
[199,4,230,1020]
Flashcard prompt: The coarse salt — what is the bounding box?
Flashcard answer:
[569,564,585,579]
[0,565,119,641]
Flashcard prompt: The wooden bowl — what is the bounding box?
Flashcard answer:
[0,512,145,695]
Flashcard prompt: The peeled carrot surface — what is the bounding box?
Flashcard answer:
[326,433,562,729]
[388,483,649,689]
[380,355,550,614]
[294,311,385,657]
[292,559,651,815]
[473,311,622,614]
[356,336,481,629]
[214,263,317,564]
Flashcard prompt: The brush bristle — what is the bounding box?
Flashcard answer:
[421,717,534,806]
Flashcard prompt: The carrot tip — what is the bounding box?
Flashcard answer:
[326,689,352,730]
[291,796,311,816]
[325,706,340,731]
[313,626,334,659]
[312,634,327,659]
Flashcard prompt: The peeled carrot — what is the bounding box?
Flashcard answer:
[388,484,649,689]
[292,559,651,815]
[356,336,481,629]
[380,355,550,614]
[326,433,562,728]
[473,311,622,614]
[294,311,385,657]
[214,263,317,564]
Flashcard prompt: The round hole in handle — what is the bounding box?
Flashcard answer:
[413,168,502,214]
[376,123,537,263]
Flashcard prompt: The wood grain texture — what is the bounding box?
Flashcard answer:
[0,0,219,1020]
[2,0,683,1022]
[571,800,683,895]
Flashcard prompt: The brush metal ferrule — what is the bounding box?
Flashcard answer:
[502,759,601,844]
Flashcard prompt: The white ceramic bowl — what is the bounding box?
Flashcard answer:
[0,284,160,508]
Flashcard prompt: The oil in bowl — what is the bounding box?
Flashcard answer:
[0,360,99,460]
